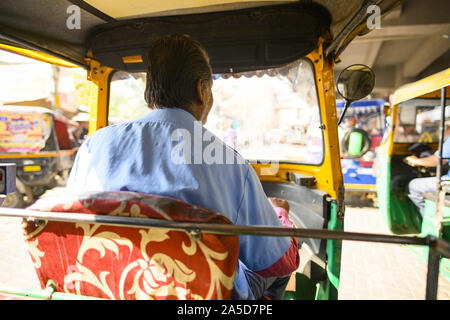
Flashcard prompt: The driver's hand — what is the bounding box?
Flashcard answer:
[269,197,295,228]
[269,197,290,212]
[404,155,418,167]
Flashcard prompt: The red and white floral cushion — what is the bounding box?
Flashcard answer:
[23,191,239,300]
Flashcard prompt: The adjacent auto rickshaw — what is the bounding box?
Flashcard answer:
[337,99,386,205]
[0,0,448,301]
[375,67,450,280]
[0,106,78,207]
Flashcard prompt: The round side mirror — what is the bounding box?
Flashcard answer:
[336,64,375,101]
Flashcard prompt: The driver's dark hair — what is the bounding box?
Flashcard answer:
[144,34,212,109]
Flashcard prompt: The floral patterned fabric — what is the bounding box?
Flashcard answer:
[23,191,239,300]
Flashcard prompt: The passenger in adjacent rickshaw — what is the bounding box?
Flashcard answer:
[338,116,357,153]
[405,122,450,216]
[338,116,357,134]
[67,34,299,300]
[71,111,90,144]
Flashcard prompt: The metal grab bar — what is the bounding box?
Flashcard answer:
[0,207,441,247]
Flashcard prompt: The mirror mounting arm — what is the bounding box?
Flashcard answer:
[337,99,354,126]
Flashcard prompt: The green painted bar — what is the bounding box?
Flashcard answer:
[0,284,104,300]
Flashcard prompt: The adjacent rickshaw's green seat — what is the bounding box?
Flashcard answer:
[348,131,364,156]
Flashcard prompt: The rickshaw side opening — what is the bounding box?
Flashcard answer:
[376,68,450,283]
[337,99,386,206]
[0,106,79,207]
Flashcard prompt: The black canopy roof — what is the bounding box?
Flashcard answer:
[0,0,404,73]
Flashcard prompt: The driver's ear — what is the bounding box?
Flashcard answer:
[196,79,206,106]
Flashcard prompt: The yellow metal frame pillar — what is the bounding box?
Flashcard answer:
[312,38,344,216]
[85,59,114,135]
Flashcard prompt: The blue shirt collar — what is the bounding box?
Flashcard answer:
[143,107,197,126]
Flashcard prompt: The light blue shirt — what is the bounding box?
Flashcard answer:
[434,138,450,180]
[67,107,291,297]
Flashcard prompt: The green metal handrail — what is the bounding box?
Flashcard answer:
[0,281,103,300]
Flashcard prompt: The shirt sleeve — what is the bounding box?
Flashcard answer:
[66,138,103,192]
[434,138,450,158]
[66,142,86,189]
[235,165,299,278]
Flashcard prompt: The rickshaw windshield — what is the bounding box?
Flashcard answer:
[394,99,449,144]
[109,58,323,164]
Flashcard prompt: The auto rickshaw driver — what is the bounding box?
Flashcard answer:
[405,121,450,216]
[67,34,299,300]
